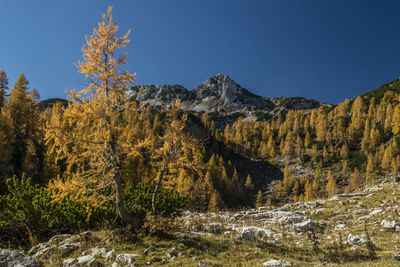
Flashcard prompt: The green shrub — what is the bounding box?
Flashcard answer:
[124,183,188,217]
[0,174,187,245]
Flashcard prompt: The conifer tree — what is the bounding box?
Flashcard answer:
[0,70,8,108]
[265,197,272,208]
[322,146,328,160]
[312,177,319,198]
[244,174,254,191]
[392,104,400,135]
[384,103,393,134]
[349,167,362,191]
[255,189,263,208]
[208,189,223,211]
[316,108,327,141]
[340,143,349,159]
[229,168,243,200]
[45,7,147,231]
[304,180,312,201]
[3,74,41,179]
[326,170,338,198]
[304,131,312,148]
[311,144,319,162]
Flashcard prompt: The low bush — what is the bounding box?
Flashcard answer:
[0,174,187,246]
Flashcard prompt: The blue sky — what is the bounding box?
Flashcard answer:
[1,0,400,104]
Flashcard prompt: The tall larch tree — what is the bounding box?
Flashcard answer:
[150,100,204,216]
[349,167,362,191]
[326,170,338,198]
[392,104,400,135]
[45,7,147,232]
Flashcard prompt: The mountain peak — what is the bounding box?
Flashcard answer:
[127,75,321,126]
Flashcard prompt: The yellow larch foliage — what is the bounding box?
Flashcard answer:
[45,7,147,228]
[326,170,338,198]
[392,104,400,135]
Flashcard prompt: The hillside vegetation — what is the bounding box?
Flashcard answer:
[2,5,400,267]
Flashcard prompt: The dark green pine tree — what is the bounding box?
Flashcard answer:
[2,74,42,179]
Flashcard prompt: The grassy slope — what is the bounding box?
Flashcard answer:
[39,182,400,266]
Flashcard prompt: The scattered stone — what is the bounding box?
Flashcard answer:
[394,253,400,261]
[169,247,178,257]
[235,226,274,242]
[357,209,382,222]
[335,223,346,230]
[116,253,140,264]
[347,234,366,246]
[312,208,326,215]
[203,222,225,234]
[331,193,369,201]
[178,251,187,257]
[90,247,107,258]
[29,243,55,259]
[77,255,101,266]
[197,260,210,267]
[60,243,81,254]
[104,249,115,260]
[0,249,42,267]
[143,246,153,255]
[238,229,257,242]
[292,219,325,233]
[262,259,292,266]
[381,220,397,229]
[63,258,77,267]
[48,234,72,245]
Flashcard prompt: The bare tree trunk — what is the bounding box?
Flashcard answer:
[108,133,143,233]
[114,174,143,233]
[152,153,171,216]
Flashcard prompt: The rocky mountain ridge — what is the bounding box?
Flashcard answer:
[128,74,323,123]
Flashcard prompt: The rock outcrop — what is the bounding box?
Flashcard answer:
[128,74,322,128]
[0,249,42,267]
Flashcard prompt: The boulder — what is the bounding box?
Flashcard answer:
[381,220,397,229]
[63,258,77,267]
[347,234,366,246]
[203,222,225,234]
[239,229,257,242]
[48,234,72,245]
[262,259,292,266]
[393,253,400,261]
[292,219,325,233]
[0,249,42,267]
[90,247,109,258]
[77,255,102,266]
[29,243,56,259]
[116,253,139,264]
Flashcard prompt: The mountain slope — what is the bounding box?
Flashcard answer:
[361,77,400,103]
[129,74,323,126]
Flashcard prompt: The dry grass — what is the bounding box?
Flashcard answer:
[38,182,400,266]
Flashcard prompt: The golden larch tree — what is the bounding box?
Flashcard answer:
[45,7,147,231]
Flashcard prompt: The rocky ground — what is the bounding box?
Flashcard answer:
[3,182,400,266]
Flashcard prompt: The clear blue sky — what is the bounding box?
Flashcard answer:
[1,0,400,104]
